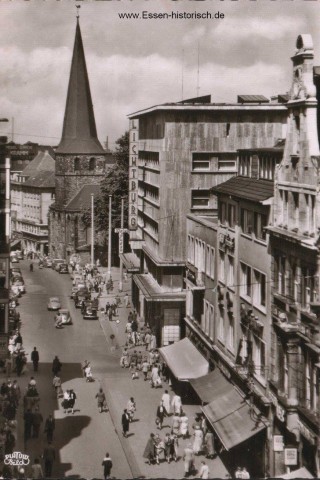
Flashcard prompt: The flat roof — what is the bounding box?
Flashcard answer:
[128,103,287,118]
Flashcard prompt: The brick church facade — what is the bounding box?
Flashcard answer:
[49,18,108,260]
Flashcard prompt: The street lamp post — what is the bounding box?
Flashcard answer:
[108,195,112,279]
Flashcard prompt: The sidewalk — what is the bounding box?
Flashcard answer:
[97,267,230,479]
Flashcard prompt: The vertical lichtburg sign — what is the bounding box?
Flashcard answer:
[129,120,138,231]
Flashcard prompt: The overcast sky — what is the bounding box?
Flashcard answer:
[0,0,319,149]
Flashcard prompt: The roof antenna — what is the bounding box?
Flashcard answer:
[76,5,81,20]
[197,41,200,97]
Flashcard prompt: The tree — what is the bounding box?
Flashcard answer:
[82,130,129,233]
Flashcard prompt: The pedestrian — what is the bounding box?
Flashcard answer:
[156,401,167,430]
[85,363,94,382]
[32,406,43,438]
[52,374,63,398]
[42,441,55,477]
[62,390,71,413]
[235,467,242,478]
[11,379,21,406]
[81,360,89,378]
[120,348,129,368]
[241,467,250,479]
[143,433,156,465]
[164,432,173,463]
[161,390,171,415]
[183,443,194,477]
[145,331,151,351]
[121,409,130,437]
[124,293,129,308]
[193,425,203,455]
[199,460,210,479]
[204,431,215,459]
[171,412,180,436]
[44,414,55,443]
[200,413,207,436]
[142,358,149,380]
[5,429,15,455]
[31,347,39,372]
[171,394,182,415]
[95,388,107,413]
[102,452,113,480]
[179,411,189,439]
[151,364,161,388]
[162,362,170,383]
[150,333,157,350]
[52,356,62,376]
[69,389,77,414]
[127,397,136,422]
[14,331,22,349]
[23,409,33,442]
[170,432,179,462]
[15,352,24,377]
[31,458,43,479]
[154,434,164,465]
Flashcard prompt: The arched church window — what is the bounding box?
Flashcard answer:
[74,157,80,171]
[89,157,96,171]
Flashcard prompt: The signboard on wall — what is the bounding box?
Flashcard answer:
[273,435,284,452]
[284,448,298,466]
[129,121,139,231]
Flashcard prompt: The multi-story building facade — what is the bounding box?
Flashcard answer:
[127,97,288,347]
[267,35,320,477]
[7,142,55,181]
[11,150,55,255]
[0,138,11,355]
[49,19,108,261]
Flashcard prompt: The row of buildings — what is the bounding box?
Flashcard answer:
[124,34,320,478]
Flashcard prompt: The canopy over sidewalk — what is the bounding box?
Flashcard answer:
[159,338,209,381]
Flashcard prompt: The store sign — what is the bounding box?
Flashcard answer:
[268,391,286,423]
[273,435,284,452]
[298,420,316,446]
[129,124,139,231]
[284,448,298,466]
[217,359,231,380]
[115,228,129,254]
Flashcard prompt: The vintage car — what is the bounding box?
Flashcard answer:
[43,258,53,268]
[12,279,25,294]
[9,308,21,330]
[47,296,61,311]
[82,301,98,320]
[56,309,72,325]
[58,263,69,274]
[11,256,19,264]
[74,291,90,308]
[52,258,65,270]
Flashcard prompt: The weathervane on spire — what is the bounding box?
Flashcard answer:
[76,5,81,20]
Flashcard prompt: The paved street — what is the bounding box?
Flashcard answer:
[14,261,133,479]
[13,260,229,479]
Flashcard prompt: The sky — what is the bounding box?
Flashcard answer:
[0,0,320,150]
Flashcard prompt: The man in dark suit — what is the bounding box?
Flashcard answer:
[42,441,55,477]
[121,409,130,437]
[31,347,39,372]
[44,414,55,443]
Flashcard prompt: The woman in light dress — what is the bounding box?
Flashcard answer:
[171,413,180,436]
[193,425,203,454]
[179,411,189,439]
[161,390,171,414]
[171,394,182,415]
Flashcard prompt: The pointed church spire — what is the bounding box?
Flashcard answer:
[56,19,105,155]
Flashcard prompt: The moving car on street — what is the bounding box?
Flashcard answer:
[58,263,69,274]
[47,296,61,311]
[82,301,98,320]
[56,309,73,325]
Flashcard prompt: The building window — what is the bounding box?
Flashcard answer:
[240,262,251,298]
[192,153,210,171]
[227,204,236,228]
[219,250,225,284]
[191,190,210,208]
[292,192,299,230]
[205,245,215,280]
[253,334,266,379]
[187,235,195,264]
[218,309,224,342]
[304,351,318,412]
[240,209,253,235]
[239,155,250,176]
[219,201,226,225]
[89,157,96,171]
[253,269,266,308]
[218,159,236,171]
[304,194,315,236]
[227,314,235,351]
[227,255,234,287]
[74,157,80,171]
[254,212,267,240]
[301,266,317,309]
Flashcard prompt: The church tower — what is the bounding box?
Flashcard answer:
[49,18,106,259]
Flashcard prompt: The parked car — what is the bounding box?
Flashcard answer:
[16,251,24,260]
[44,258,53,268]
[82,301,98,320]
[11,256,19,264]
[11,285,22,297]
[52,258,65,270]
[47,296,61,311]
[54,260,65,272]
[58,263,69,274]
[11,267,22,275]
[9,308,20,330]
[74,291,90,308]
[12,279,25,294]
[56,309,72,325]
